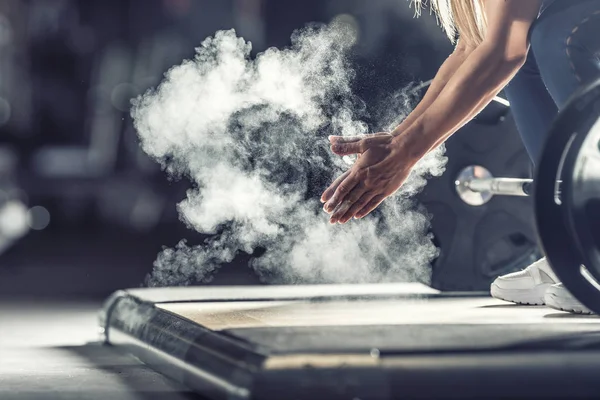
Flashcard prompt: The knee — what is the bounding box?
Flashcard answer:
[564,11,600,83]
[530,10,600,90]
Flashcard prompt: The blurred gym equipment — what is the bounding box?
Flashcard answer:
[0,145,49,256]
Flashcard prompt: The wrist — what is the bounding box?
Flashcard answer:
[391,121,430,161]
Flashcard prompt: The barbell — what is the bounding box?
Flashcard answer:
[454,165,533,205]
[451,78,600,314]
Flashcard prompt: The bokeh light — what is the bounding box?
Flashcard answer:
[27,206,51,231]
[0,201,29,238]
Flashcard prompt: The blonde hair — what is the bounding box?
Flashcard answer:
[411,0,487,46]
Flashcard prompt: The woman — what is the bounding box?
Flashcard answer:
[321,0,600,313]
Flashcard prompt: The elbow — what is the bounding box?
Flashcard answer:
[454,39,477,58]
[483,42,529,76]
[504,48,529,68]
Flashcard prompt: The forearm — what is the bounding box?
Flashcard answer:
[399,43,526,157]
[392,43,473,135]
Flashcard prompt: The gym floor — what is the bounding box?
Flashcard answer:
[0,300,204,400]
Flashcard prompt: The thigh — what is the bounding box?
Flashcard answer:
[504,51,558,164]
[531,1,600,108]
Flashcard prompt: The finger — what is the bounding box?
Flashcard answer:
[355,194,386,219]
[337,192,374,224]
[330,184,367,224]
[324,173,360,213]
[321,170,351,203]
[331,141,364,156]
[328,135,365,144]
[329,133,388,144]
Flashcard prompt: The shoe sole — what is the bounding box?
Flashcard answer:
[545,292,594,315]
[490,283,551,305]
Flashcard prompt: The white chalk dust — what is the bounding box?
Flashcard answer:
[132,22,447,287]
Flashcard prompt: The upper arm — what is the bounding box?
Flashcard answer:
[482,0,543,60]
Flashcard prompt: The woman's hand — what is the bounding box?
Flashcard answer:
[321,133,420,224]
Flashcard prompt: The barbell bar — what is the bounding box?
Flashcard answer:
[454,165,533,206]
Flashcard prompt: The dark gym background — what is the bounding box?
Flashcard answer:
[0,0,532,301]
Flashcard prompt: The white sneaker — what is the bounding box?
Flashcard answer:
[544,283,594,314]
[490,258,559,305]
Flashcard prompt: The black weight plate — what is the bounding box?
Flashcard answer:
[562,81,600,281]
[535,78,600,315]
[421,110,539,291]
